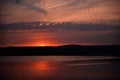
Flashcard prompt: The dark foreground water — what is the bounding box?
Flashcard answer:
[0,56,120,80]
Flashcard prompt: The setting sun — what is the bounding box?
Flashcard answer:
[29,41,60,47]
[40,44,46,47]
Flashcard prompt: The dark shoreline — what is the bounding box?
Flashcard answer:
[0,45,120,56]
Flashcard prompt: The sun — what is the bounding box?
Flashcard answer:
[30,41,58,47]
[40,44,46,47]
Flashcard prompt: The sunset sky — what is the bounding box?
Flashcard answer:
[0,0,120,47]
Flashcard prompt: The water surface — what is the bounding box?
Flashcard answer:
[0,56,120,80]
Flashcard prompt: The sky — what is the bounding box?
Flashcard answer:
[0,0,120,47]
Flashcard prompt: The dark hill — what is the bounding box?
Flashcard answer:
[0,45,120,56]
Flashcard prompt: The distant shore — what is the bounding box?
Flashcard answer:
[0,45,120,56]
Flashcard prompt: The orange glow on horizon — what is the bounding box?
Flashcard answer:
[2,42,64,47]
[40,44,46,47]
[29,41,61,47]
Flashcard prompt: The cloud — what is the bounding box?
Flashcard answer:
[0,0,120,24]
[37,0,120,23]
[0,22,119,32]
[21,2,47,15]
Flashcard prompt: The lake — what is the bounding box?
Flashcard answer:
[0,56,120,80]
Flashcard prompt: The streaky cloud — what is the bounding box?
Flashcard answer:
[0,22,119,32]
[0,0,120,24]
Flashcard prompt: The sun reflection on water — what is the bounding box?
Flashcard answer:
[30,61,58,77]
[32,62,50,70]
